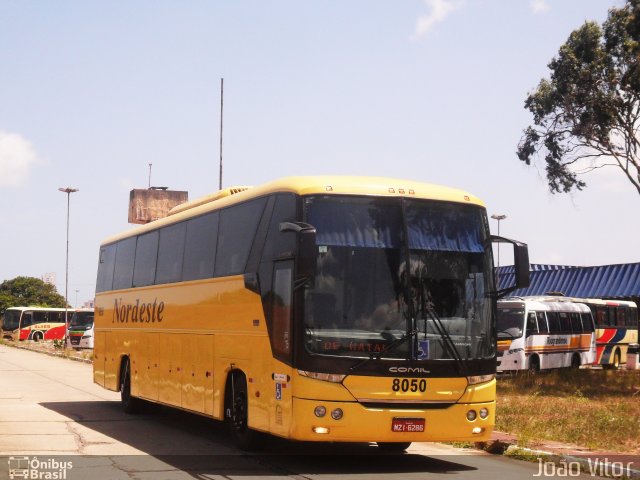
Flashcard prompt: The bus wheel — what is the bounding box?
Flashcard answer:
[571,354,581,369]
[226,373,261,451]
[377,442,412,452]
[32,331,43,342]
[120,358,140,414]
[528,356,540,374]
[612,351,621,370]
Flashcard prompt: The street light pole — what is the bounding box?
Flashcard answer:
[491,214,507,289]
[59,187,79,347]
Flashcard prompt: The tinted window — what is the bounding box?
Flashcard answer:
[215,198,267,276]
[596,307,608,327]
[21,312,33,328]
[570,312,582,332]
[537,312,549,333]
[96,244,116,292]
[261,194,297,261]
[558,312,571,332]
[581,312,594,332]
[526,312,538,335]
[547,312,561,333]
[133,231,159,287]
[156,223,186,284]
[183,212,219,281]
[272,261,293,359]
[113,237,136,290]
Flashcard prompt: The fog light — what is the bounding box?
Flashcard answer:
[331,408,343,420]
[466,410,477,421]
[472,427,485,435]
[314,406,326,418]
[479,408,489,419]
[313,426,330,434]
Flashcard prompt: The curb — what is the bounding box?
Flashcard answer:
[2,341,93,365]
[480,436,640,479]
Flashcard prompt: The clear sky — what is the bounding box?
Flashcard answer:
[0,0,635,307]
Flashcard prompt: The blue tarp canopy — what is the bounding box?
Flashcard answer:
[497,263,640,299]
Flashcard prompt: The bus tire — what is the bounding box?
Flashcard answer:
[226,372,261,451]
[528,355,540,373]
[612,350,621,370]
[32,331,43,342]
[571,354,581,369]
[377,442,412,452]
[120,357,140,414]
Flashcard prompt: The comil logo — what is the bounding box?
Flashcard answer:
[8,457,73,479]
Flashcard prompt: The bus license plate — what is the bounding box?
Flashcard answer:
[391,417,425,433]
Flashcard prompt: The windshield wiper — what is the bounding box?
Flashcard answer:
[349,328,417,373]
[421,304,469,376]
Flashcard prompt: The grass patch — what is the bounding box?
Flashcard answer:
[497,369,640,453]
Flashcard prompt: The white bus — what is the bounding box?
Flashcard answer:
[497,298,596,372]
[68,308,94,349]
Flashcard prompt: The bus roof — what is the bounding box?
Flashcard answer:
[498,299,591,313]
[3,307,68,312]
[102,176,485,246]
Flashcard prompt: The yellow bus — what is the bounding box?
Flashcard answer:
[93,176,529,450]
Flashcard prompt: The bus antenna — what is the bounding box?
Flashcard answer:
[219,77,224,191]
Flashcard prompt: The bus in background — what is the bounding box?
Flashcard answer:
[497,298,596,372]
[93,176,529,450]
[589,299,638,369]
[1,307,68,341]
[68,308,95,349]
[535,296,638,369]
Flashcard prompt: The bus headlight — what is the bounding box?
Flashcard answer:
[314,406,327,417]
[298,370,346,383]
[466,410,477,421]
[467,374,495,385]
[508,348,524,354]
[479,408,489,419]
[331,408,343,420]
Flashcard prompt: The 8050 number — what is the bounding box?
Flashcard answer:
[392,378,427,393]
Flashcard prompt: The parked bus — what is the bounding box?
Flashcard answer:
[1,307,68,341]
[93,176,529,450]
[68,308,95,349]
[588,299,638,368]
[539,296,638,369]
[497,298,596,372]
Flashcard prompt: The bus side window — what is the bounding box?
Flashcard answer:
[133,231,159,287]
[526,312,538,336]
[113,237,136,290]
[156,222,186,285]
[272,261,293,360]
[581,312,595,333]
[558,312,571,332]
[96,244,116,293]
[616,308,626,327]
[33,311,46,325]
[547,312,560,333]
[537,312,549,333]
[215,198,267,277]
[570,312,582,333]
[22,312,33,328]
[183,211,219,281]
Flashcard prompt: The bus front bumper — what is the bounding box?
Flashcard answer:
[290,397,495,443]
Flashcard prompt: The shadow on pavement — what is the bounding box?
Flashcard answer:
[40,400,478,477]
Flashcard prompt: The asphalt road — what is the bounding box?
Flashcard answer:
[0,344,599,480]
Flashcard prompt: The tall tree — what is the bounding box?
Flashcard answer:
[0,277,67,314]
[517,0,640,195]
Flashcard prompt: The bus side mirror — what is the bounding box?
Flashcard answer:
[280,222,317,280]
[491,235,530,298]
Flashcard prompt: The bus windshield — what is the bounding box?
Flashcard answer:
[2,310,21,331]
[69,311,94,329]
[496,307,525,339]
[302,196,494,361]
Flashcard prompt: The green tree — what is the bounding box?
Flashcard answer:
[517,0,640,195]
[0,277,67,314]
